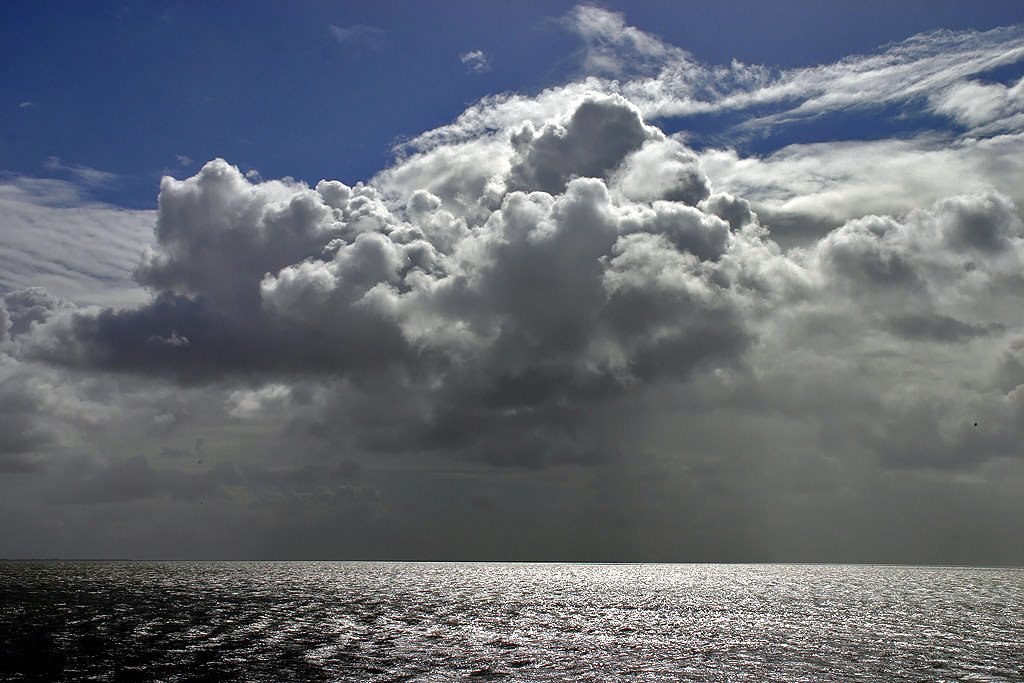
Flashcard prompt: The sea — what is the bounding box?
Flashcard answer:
[1,561,1021,682]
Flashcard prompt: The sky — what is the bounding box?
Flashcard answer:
[2,1,1024,563]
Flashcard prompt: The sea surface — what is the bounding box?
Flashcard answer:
[1,561,1021,682]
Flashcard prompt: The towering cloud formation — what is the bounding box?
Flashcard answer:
[21,87,1024,475]
[23,96,767,463]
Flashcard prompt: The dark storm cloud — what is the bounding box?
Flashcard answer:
[0,297,9,340]
[885,313,1004,342]
[159,444,193,460]
[857,393,1024,471]
[0,352,58,473]
[994,337,1024,392]
[52,455,239,505]
[240,459,363,486]
[0,387,51,460]
[47,452,365,506]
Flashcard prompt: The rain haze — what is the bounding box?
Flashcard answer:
[2,1,1024,565]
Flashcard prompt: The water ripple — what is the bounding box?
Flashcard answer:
[1,562,1022,681]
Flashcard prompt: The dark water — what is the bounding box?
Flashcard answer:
[1,562,1021,682]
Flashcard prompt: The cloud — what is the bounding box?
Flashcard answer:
[564,4,685,77]
[227,383,292,419]
[409,8,1024,152]
[593,13,1024,130]
[22,75,1024,477]
[26,95,775,465]
[994,336,1024,392]
[807,191,1024,320]
[723,26,1024,132]
[698,134,1024,245]
[0,298,145,478]
[42,157,119,189]
[328,24,384,50]
[610,137,711,205]
[0,178,153,306]
[0,298,9,340]
[0,352,55,469]
[884,313,1004,343]
[3,287,70,336]
[460,50,491,74]
[51,454,239,504]
[506,94,658,194]
[931,77,1024,131]
[6,5,1024,562]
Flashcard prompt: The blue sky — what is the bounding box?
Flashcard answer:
[3,3,1024,562]
[4,1,1023,207]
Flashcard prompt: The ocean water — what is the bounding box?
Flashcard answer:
[1,562,1021,682]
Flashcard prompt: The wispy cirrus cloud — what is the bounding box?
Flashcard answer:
[328,24,385,51]
[460,50,491,74]
[42,157,120,189]
[406,7,1024,151]
[0,177,152,306]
